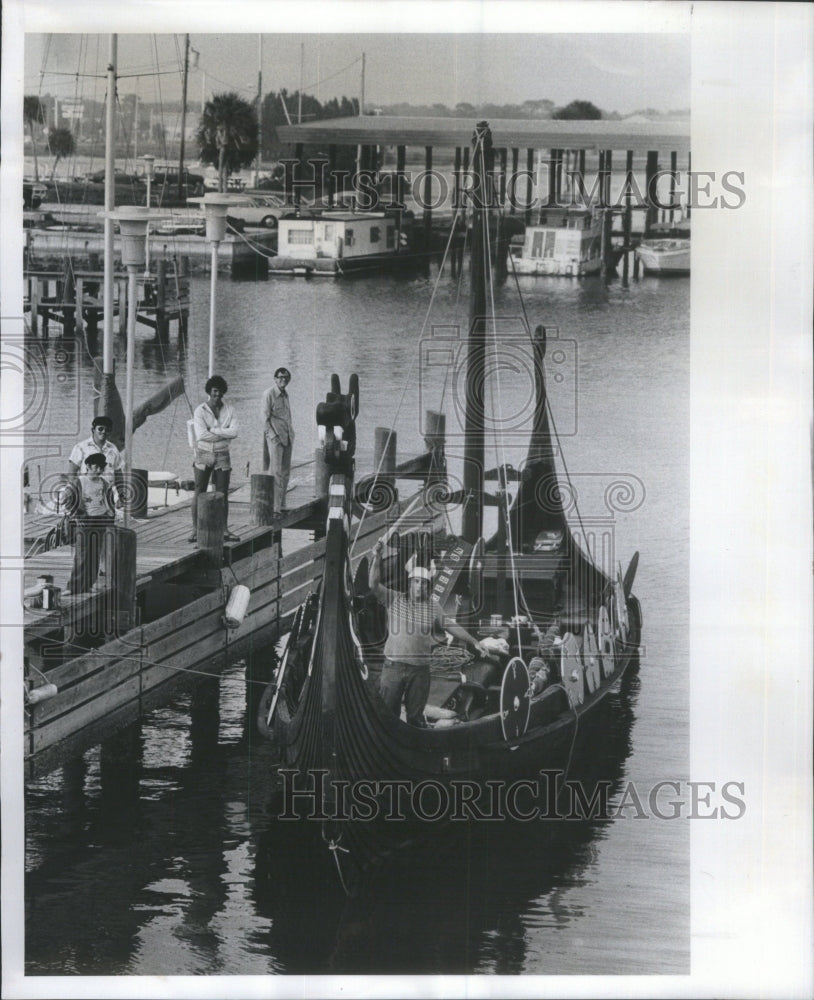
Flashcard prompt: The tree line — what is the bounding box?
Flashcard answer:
[25,86,685,191]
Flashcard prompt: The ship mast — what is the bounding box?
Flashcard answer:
[178,34,190,201]
[461,121,494,545]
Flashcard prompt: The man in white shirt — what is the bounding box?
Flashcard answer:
[68,416,122,485]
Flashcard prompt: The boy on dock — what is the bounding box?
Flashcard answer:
[64,452,120,597]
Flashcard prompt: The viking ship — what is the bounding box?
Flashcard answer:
[259,122,643,889]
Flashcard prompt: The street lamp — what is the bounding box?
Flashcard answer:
[189,193,240,377]
[99,206,167,524]
[141,154,156,276]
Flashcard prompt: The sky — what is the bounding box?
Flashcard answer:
[23,32,690,116]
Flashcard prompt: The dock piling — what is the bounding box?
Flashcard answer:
[198,491,226,564]
[105,525,138,636]
[250,473,276,525]
[314,447,330,504]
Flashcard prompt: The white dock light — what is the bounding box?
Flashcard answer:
[141,155,156,274]
[188,193,245,377]
[98,207,169,525]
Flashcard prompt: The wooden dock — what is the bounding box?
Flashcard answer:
[22,465,432,780]
[23,260,190,341]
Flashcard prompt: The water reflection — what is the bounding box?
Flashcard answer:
[252,667,640,975]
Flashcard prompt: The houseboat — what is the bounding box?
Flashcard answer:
[269,210,406,277]
[509,205,603,277]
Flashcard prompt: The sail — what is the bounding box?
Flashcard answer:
[507,324,569,551]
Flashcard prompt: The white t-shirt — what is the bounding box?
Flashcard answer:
[69,437,122,484]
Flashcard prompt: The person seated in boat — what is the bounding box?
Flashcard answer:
[539,616,563,666]
[370,538,494,727]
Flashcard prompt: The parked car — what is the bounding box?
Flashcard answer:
[154,213,206,236]
[224,194,296,229]
[152,170,205,198]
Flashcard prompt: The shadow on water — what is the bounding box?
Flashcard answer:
[25,672,275,976]
[252,666,640,975]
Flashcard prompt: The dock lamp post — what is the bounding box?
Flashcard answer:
[189,193,237,377]
[100,207,167,525]
[141,154,155,276]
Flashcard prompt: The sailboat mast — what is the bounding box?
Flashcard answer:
[178,34,190,201]
[461,121,493,545]
[254,35,263,188]
[103,35,117,376]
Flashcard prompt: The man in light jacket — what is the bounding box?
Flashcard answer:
[189,374,239,543]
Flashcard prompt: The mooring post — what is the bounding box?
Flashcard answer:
[525,149,534,225]
[424,410,446,486]
[190,673,221,762]
[251,473,276,525]
[623,150,633,285]
[100,721,142,819]
[74,276,85,335]
[422,145,433,277]
[178,255,190,338]
[312,448,330,542]
[63,265,76,338]
[198,490,226,563]
[601,208,614,279]
[645,150,659,236]
[314,447,330,504]
[104,524,137,637]
[669,150,678,226]
[30,277,39,337]
[124,467,149,519]
[156,258,168,342]
[510,148,519,215]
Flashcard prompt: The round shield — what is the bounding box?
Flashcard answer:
[560,632,585,707]
[598,604,616,677]
[583,621,602,694]
[500,656,531,742]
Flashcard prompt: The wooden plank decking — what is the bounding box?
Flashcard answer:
[21,472,422,778]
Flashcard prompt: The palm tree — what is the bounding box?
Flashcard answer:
[24,95,45,181]
[552,100,603,121]
[196,92,258,192]
[47,126,75,181]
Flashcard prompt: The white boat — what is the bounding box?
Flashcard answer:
[509,205,602,277]
[271,209,407,276]
[635,237,690,275]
